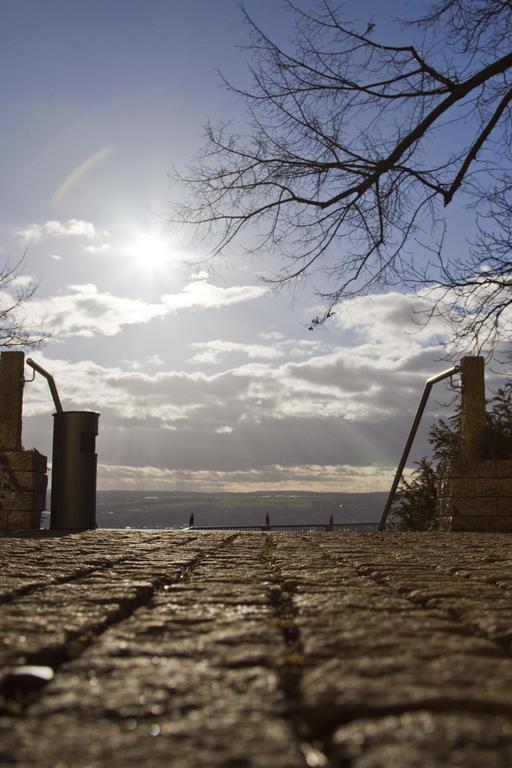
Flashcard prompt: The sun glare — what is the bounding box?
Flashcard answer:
[126,231,173,271]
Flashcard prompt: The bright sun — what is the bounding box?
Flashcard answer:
[126,231,172,271]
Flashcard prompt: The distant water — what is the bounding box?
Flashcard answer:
[92,490,385,529]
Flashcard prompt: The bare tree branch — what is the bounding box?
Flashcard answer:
[173,0,512,352]
[0,254,46,350]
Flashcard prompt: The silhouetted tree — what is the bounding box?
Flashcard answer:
[391,458,438,531]
[0,256,43,350]
[176,1,512,351]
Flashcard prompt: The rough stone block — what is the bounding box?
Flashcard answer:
[438,498,455,518]
[496,460,512,478]
[0,472,11,492]
[31,508,43,528]
[448,497,498,517]
[0,490,46,511]
[442,478,475,498]
[451,515,512,532]
[436,515,453,532]
[437,475,457,496]
[498,498,512,516]
[0,508,6,528]
[7,509,33,530]
[10,470,47,492]
[449,459,496,478]
[1,450,47,473]
[474,478,512,497]
[437,498,449,519]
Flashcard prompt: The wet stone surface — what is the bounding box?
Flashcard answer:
[1,530,512,767]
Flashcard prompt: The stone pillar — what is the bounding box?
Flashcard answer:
[460,356,486,462]
[0,351,24,450]
[436,355,512,532]
[0,351,47,530]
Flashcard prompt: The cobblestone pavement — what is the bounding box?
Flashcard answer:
[1,530,512,767]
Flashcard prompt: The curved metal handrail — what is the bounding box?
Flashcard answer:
[26,358,63,413]
[378,365,460,531]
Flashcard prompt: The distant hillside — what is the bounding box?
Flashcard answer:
[96,490,386,529]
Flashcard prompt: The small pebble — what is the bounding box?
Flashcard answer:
[1,665,54,698]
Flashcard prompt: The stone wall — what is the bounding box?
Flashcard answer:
[437,458,512,532]
[0,351,47,530]
[0,449,47,529]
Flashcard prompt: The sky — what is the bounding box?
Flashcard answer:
[0,0,500,493]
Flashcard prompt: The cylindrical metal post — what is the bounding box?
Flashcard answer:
[50,411,99,529]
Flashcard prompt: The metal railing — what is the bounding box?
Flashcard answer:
[190,522,378,532]
[378,364,460,531]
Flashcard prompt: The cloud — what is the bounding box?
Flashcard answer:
[21,292,452,427]
[122,355,165,371]
[10,275,34,288]
[189,340,284,364]
[161,278,268,311]
[333,292,448,353]
[16,219,96,242]
[96,462,395,492]
[146,354,165,367]
[188,337,326,364]
[259,331,285,341]
[20,284,166,338]
[22,290,489,493]
[84,243,111,254]
[16,224,45,242]
[49,254,63,261]
[21,341,458,485]
[14,278,269,338]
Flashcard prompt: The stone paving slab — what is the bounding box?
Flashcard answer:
[1,530,512,767]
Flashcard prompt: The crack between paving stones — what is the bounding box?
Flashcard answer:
[0,534,202,605]
[0,533,237,716]
[261,534,331,768]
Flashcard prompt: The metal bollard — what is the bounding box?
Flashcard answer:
[25,359,100,530]
[50,411,99,529]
